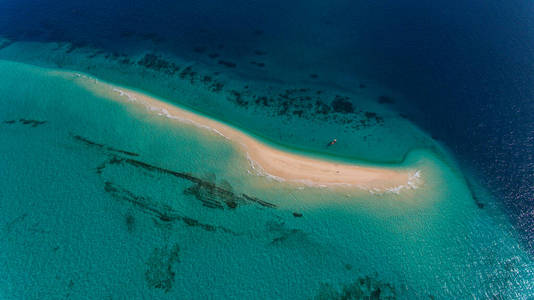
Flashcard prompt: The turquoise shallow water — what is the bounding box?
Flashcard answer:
[1,59,533,299]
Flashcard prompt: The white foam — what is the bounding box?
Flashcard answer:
[245,151,286,182]
[245,148,424,195]
[112,87,137,102]
[110,87,229,139]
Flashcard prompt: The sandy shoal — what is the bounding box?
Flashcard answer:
[70,72,420,192]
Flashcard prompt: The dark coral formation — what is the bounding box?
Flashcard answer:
[73,134,276,212]
[145,243,181,293]
[182,172,276,209]
[267,220,308,246]
[180,216,216,232]
[137,53,180,75]
[316,276,396,299]
[125,213,136,232]
[0,39,13,50]
[241,194,276,208]
[124,158,275,209]
[218,60,237,68]
[315,100,331,115]
[243,87,384,129]
[184,174,245,210]
[103,180,231,234]
[100,155,277,211]
[3,118,47,127]
[270,228,306,245]
[73,135,139,157]
[106,147,139,157]
[209,81,225,93]
[184,178,227,209]
[102,51,129,64]
[70,134,276,236]
[64,41,88,54]
[465,177,485,209]
[331,95,354,113]
[250,61,265,67]
[68,45,387,132]
[227,90,248,107]
[74,135,269,235]
[178,65,199,84]
[86,49,106,59]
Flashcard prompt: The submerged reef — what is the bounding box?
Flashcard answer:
[125,213,136,232]
[292,212,303,218]
[465,177,485,209]
[104,180,234,234]
[42,43,387,131]
[72,134,276,218]
[0,38,13,50]
[218,60,237,68]
[128,51,384,128]
[331,95,354,113]
[3,118,47,127]
[99,155,277,210]
[16,42,389,134]
[227,90,248,107]
[250,61,265,68]
[145,243,181,293]
[137,53,180,75]
[73,135,139,157]
[266,219,309,247]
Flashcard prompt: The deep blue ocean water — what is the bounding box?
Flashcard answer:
[1,0,534,297]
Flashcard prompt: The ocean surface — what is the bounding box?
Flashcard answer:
[0,0,533,299]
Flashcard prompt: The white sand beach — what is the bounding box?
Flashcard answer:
[66,71,421,192]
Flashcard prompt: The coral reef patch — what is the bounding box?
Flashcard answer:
[145,243,181,293]
[3,118,47,127]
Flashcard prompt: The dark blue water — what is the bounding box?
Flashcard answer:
[1,0,533,252]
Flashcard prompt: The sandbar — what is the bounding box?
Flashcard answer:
[66,71,421,193]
